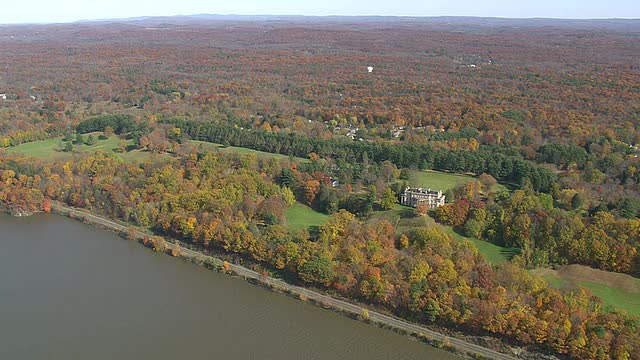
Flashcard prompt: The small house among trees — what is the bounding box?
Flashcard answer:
[400,187,446,209]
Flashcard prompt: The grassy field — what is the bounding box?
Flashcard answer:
[543,275,640,317]
[8,136,127,159]
[409,170,475,192]
[192,140,308,163]
[370,205,516,264]
[408,169,510,193]
[441,225,517,264]
[6,136,311,164]
[285,203,329,231]
[536,265,640,317]
[4,135,158,162]
[5,137,71,159]
[579,281,640,316]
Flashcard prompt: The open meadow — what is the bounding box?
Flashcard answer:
[4,135,154,162]
[409,170,475,192]
[534,265,640,317]
[285,203,329,231]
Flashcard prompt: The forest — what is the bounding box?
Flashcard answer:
[1,17,639,360]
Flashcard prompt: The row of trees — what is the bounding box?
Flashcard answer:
[0,130,50,148]
[164,119,557,192]
[75,114,136,135]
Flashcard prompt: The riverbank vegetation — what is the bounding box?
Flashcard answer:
[1,150,639,359]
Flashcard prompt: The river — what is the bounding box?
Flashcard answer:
[0,213,461,360]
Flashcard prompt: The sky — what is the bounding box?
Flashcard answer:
[1,0,639,24]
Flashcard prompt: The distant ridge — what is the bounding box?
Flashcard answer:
[2,14,639,31]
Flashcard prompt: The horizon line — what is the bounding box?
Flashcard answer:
[1,13,639,26]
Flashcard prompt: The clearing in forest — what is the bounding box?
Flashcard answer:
[533,265,640,317]
[4,135,153,162]
[408,170,475,192]
[285,202,329,231]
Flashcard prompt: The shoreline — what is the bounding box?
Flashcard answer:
[45,202,526,360]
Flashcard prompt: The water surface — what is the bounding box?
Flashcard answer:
[0,213,460,360]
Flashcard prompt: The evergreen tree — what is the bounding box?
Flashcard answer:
[74,133,84,145]
[571,193,584,210]
[86,134,97,146]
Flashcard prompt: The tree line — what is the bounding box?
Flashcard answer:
[161,118,557,192]
[434,184,640,276]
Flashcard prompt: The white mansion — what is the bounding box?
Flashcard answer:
[400,187,446,209]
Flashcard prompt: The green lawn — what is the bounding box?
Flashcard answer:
[192,140,308,163]
[369,204,428,232]
[408,170,509,194]
[409,170,475,192]
[6,136,314,164]
[543,276,640,317]
[6,135,138,161]
[441,226,517,264]
[369,205,515,264]
[285,203,329,231]
[5,137,67,158]
[7,134,124,160]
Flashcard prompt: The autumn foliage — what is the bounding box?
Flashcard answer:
[1,17,640,360]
